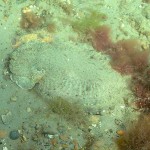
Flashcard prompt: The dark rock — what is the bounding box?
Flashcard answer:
[9,130,20,140]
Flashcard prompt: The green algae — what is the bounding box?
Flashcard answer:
[48,97,89,127]
[72,10,107,34]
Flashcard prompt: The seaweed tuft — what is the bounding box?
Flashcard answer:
[115,115,150,150]
[72,10,107,34]
[109,39,149,75]
[47,97,89,127]
[20,10,43,30]
[91,25,112,51]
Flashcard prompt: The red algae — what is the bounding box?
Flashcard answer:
[91,25,112,52]
[131,68,150,112]
[109,40,149,75]
[110,40,150,111]
[91,25,150,112]
[91,26,149,75]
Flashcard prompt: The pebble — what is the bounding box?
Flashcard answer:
[10,96,17,102]
[59,134,69,141]
[26,107,32,112]
[1,111,12,124]
[21,135,27,142]
[89,115,100,124]
[9,130,20,140]
[0,130,7,138]
[3,147,8,150]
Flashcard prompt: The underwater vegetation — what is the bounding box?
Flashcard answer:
[46,23,56,33]
[90,24,150,112]
[142,0,150,3]
[91,25,112,51]
[131,67,150,112]
[20,7,57,33]
[20,10,42,30]
[19,7,57,38]
[115,115,150,150]
[57,0,74,15]
[47,97,89,127]
[16,0,27,4]
[109,40,149,75]
[91,26,149,75]
[71,10,106,35]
